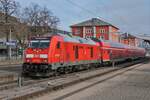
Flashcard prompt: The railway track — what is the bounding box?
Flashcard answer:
[0,58,148,100]
[0,66,105,91]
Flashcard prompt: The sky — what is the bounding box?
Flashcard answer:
[15,0,150,35]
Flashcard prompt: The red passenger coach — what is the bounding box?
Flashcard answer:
[98,40,145,63]
[91,38,146,63]
[23,34,101,76]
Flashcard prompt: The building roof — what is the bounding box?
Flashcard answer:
[135,35,150,41]
[121,33,137,39]
[121,33,150,43]
[70,18,119,29]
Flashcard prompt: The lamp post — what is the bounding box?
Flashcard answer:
[4,23,14,60]
[9,27,12,60]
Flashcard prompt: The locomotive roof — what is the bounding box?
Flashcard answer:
[58,33,97,45]
[109,41,125,48]
[31,36,51,40]
[89,38,125,48]
[99,40,126,48]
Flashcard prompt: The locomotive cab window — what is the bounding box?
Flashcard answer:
[56,42,61,49]
[29,39,50,48]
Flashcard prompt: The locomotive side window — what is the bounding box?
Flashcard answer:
[57,42,60,49]
[75,46,79,59]
[91,47,93,58]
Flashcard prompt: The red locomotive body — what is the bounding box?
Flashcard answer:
[23,34,146,77]
[23,34,101,76]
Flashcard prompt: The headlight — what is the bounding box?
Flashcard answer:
[40,54,48,58]
[26,54,34,58]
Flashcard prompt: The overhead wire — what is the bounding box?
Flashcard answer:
[65,0,105,20]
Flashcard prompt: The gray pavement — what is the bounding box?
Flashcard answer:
[36,60,150,100]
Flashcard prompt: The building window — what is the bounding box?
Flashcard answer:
[75,28,81,34]
[100,36,104,40]
[86,35,92,38]
[86,36,89,38]
[85,28,93,34]
[100,29,105,33]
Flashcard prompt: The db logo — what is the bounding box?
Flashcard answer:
[34,54,39,58]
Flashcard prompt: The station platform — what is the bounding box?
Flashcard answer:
[37,60,150,100]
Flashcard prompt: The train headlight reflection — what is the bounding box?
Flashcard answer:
[26,54,34,58]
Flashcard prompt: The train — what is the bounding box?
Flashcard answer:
[22,33,146,77]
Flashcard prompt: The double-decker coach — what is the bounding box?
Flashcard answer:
[91,38,146,63]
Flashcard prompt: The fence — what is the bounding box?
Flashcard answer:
[0,56,23,65]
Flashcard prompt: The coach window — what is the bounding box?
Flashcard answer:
[57,42,60,49]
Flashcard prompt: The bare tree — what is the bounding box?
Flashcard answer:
[0,0,20,59]
[14,23,28,48]
[21,3,59,36]
[38,7,59,33]
[0,1,60,55]
[0,0,20,40]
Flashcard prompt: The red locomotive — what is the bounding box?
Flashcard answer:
[22,34,145,77]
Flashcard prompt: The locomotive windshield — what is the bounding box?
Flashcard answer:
[29,39,50,48]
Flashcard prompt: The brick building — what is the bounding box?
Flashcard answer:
[0,12,18,23]
[70,18,119,42]
[120,33,142,47]
[0,12,19,37]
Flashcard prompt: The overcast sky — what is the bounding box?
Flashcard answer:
[15,0,150,35]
